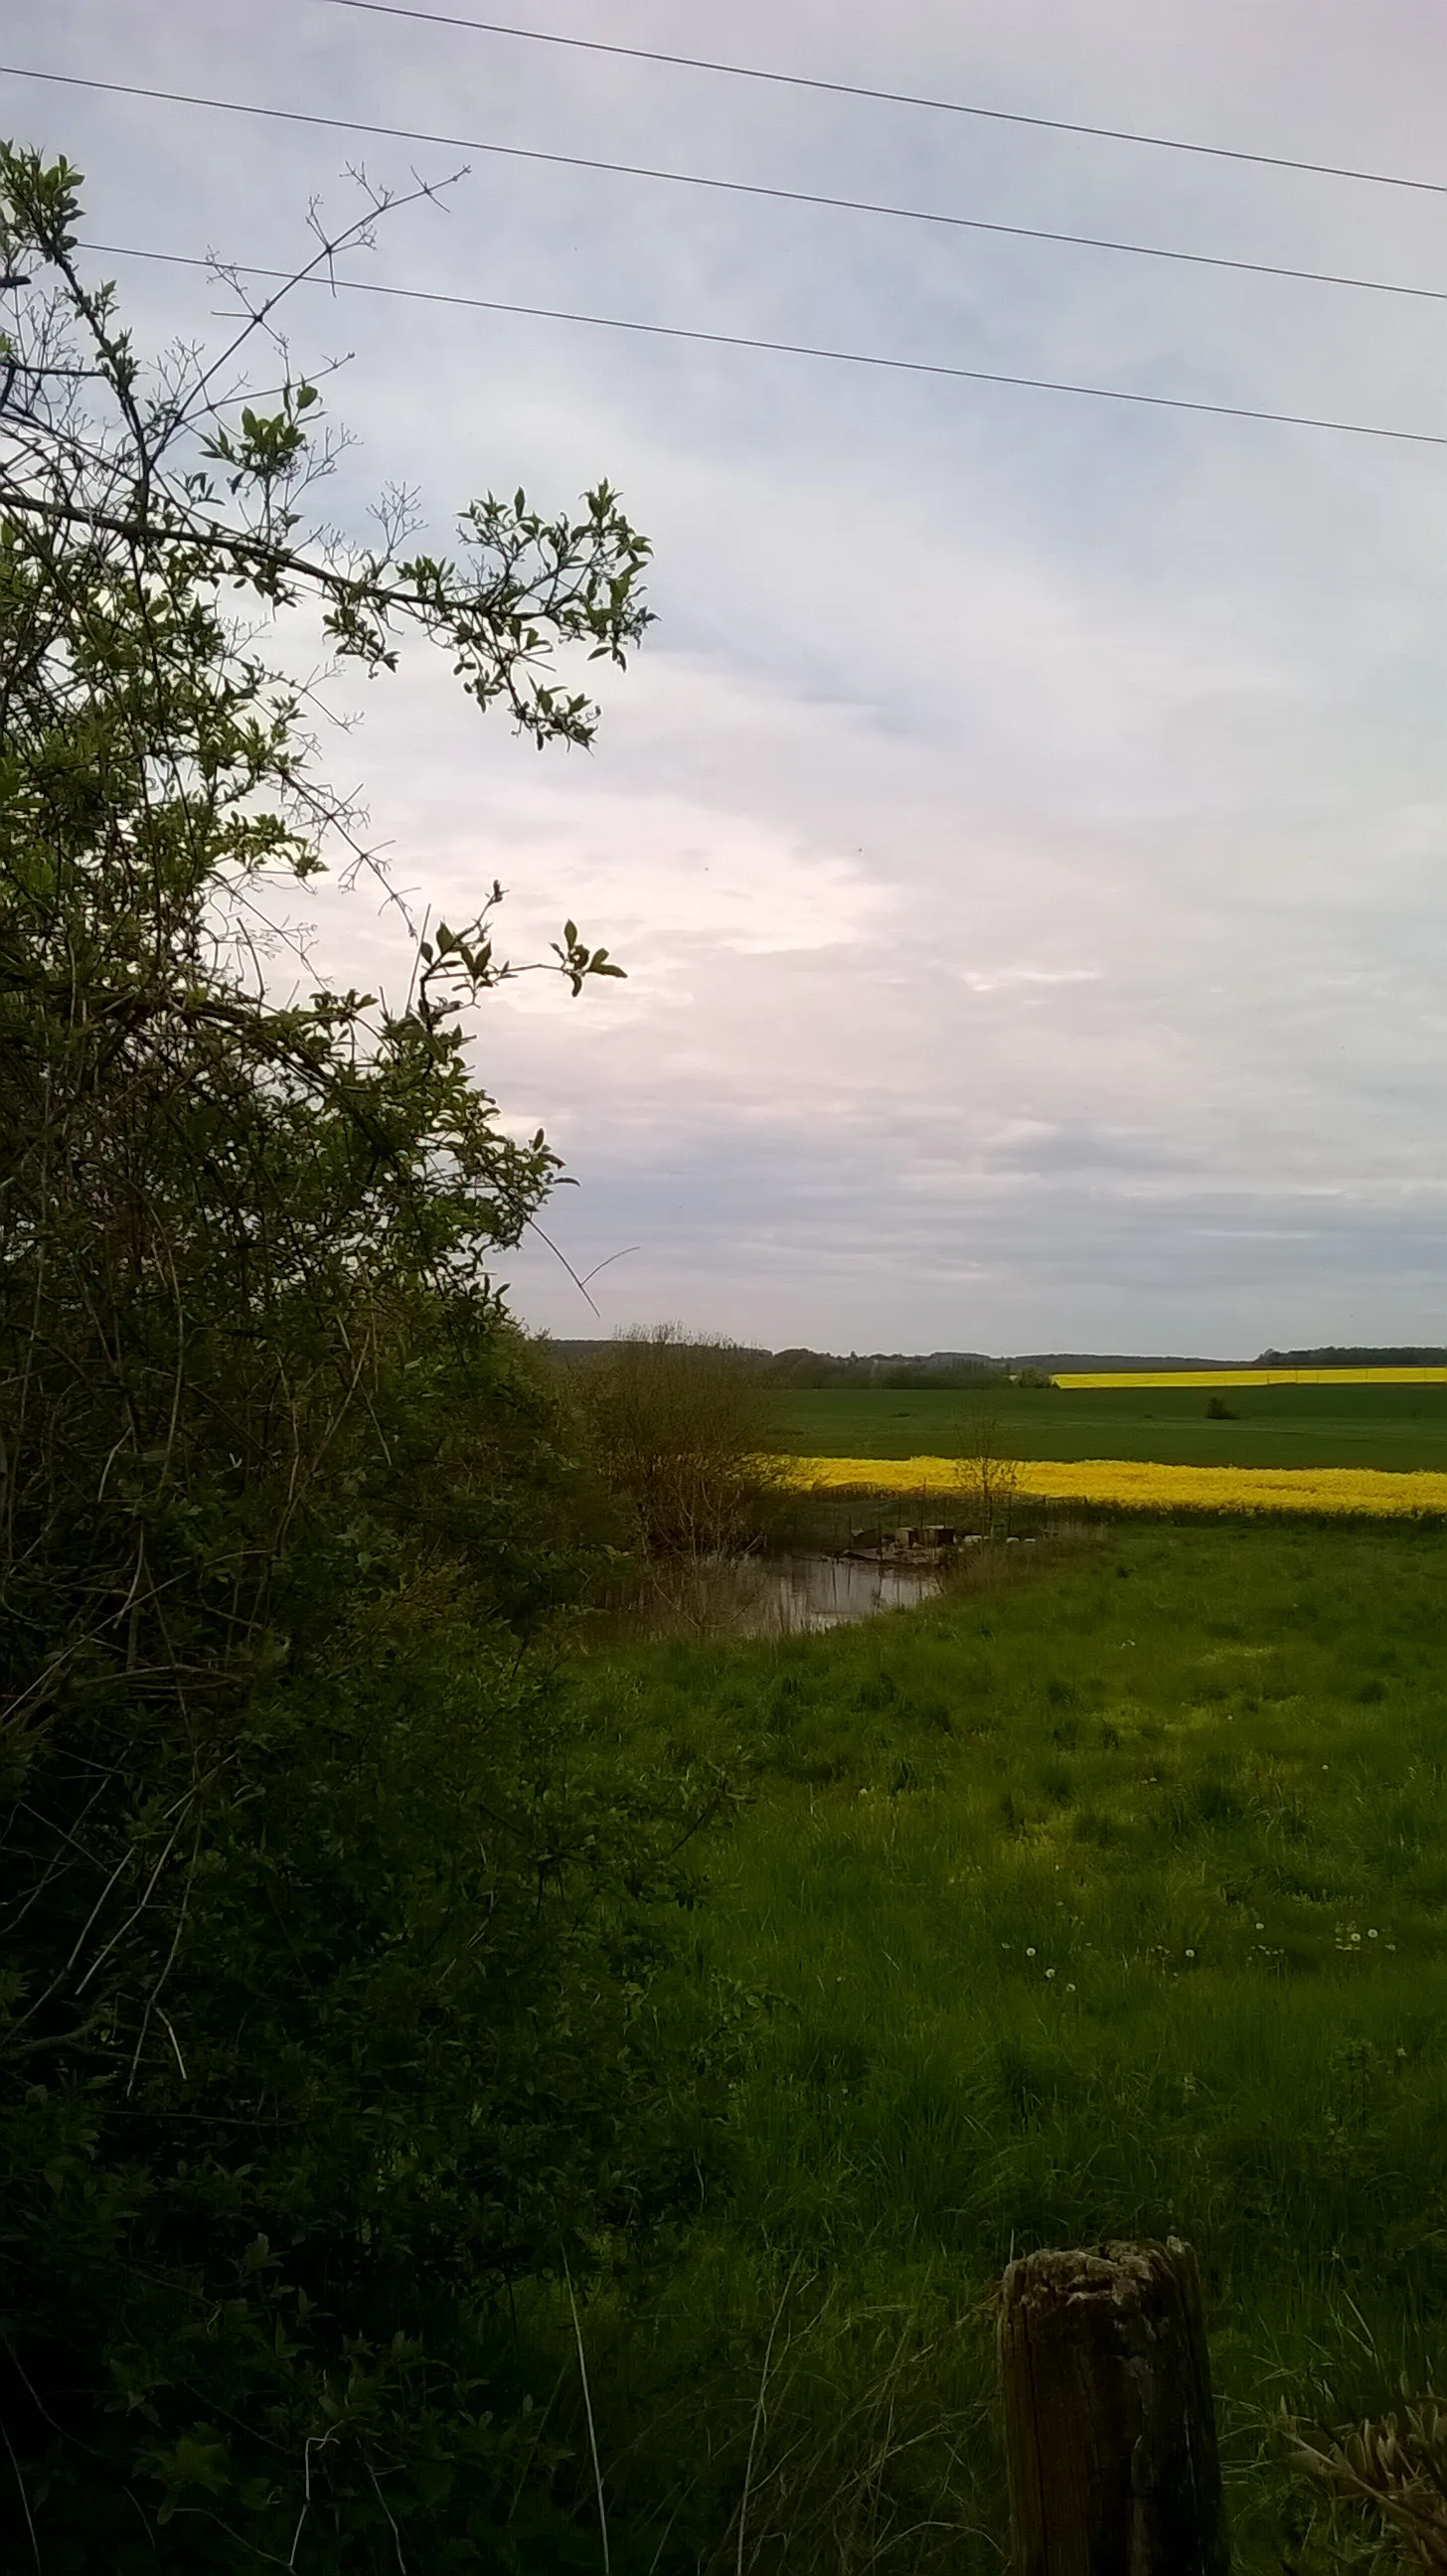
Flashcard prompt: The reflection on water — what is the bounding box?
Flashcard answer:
[748,1553,944,1633]
[603,1550,945,1642]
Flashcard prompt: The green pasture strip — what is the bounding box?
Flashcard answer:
[775,1378,1447,1470]
[572,1521,1447,2571]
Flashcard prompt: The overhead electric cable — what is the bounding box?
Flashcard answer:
[13,62,1447,312]
[81,240,1447,450]
[317,0,1447,203]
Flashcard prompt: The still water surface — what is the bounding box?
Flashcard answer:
[745,1552,945,1633]
[606,1550,945,1642]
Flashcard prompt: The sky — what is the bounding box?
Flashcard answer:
[13,0,1447,1357]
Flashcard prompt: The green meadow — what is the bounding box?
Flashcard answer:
[563,1519,1447,2571]
[775,1376,1447,1470]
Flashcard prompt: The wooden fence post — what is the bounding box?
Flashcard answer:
[998,2238,1230,2575]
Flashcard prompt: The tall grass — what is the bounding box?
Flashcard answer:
[558,1520,1447,2570]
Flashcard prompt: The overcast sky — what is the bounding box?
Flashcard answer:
[17,0,1447,1354]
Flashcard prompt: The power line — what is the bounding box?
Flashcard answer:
[13,62,1447,314]
[82,239,1447,450]
[317,0,1447,204]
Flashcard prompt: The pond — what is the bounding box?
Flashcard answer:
[599,1549,946,1642]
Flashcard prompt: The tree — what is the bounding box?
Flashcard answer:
[0,147,720,2565]
[576,1325,781,1559]
[949,1411,1022,1534]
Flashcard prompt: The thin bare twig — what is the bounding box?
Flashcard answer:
[563,2253,610,2576]
[288,2428,342,2570]
[368,2464,407,2573]
[2,2418,42,2573]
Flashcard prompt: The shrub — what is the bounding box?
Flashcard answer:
[574,1326,782,1556]
[0,144,719,2564]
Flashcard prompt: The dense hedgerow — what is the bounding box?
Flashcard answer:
[0,145,724,2567]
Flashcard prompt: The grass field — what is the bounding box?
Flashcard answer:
[565,1519,1447,2572]
[774,1378,1447,1471]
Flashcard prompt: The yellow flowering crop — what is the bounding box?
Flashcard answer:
[1051,1367,1447,1388]
[786,1456,1447,1517]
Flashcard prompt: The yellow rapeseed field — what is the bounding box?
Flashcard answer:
[1051,1366,1447,1388]
[787,1455,1447,1516]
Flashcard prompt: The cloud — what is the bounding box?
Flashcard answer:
[959,967,1104,994]
[27,0,1447,1350]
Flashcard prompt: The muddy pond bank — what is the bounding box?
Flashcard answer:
[588,1537,1062,1643]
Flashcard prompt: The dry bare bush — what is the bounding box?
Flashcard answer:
[948,1413,1023,1535]
[577,1325,782,1558]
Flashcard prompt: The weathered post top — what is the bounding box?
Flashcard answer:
[998,2237,1230,2576]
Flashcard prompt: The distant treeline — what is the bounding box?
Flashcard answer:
[760,1348,1005,1388]
[551,1343,1226,1388]
[548,1338,1447,1389]
[548,1341,1004,1389]
[758,1349,1262,1385]
[550,1343,1242,1387]
[1254,1346,1447,1368]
